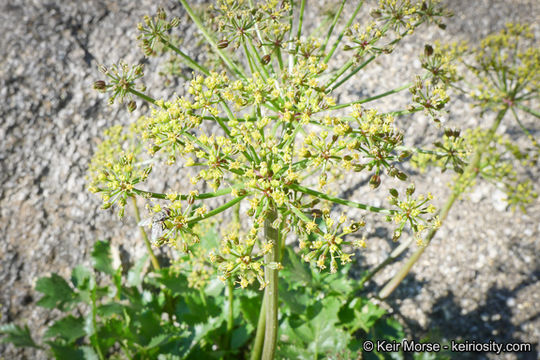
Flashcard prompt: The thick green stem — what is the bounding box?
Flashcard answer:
[226,278,234,347]
[91,283,105,360]
[378,107,509,299]
[250,296,266,360]
[131,197,161,271]
[261,206,279,360]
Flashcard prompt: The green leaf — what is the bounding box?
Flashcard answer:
[97,302,125,317]
[238,293,261,329]
[318,271,353,296]
[91,240,115,275]
[189,316,225,351]
[157,268,190,295]
[71,266,93,304]
[84,312,96,339]
[280,296,349,358]
[0,323,40,348]
[158,355,183,360]
[98,318,132,349]
[127,253,149,288]
[280,285,309,314]
[281,247,311,289]
[145,333,169,350]
[47,341,85,359]
[81,346,99,360]
[198,223,220,250]
[205,278,225,298]
[35,273,77,310]
[44,315,85,343]
[347,298,387,333]
[230,325,250,349]
[71,265,92,290]
[369,316,405,343]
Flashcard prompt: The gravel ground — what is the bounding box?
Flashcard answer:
[1,1,538,359]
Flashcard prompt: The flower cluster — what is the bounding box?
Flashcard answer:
[413,127,538,212]
[88,119,151,217]
[344,0,450,64]
[93,62,145,111]
[296,208,364,273]
[210,220,271,289]
[412,128,468,174]
[421,42,463,86]
[137,7,180,56]
[467,23,540,111]
[386,185,439,245]
[456,129,538,209]
[409,75,450,122]
[90,0,450,288]
[211,0,291,52]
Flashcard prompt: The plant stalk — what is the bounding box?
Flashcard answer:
[250,296,266,360]
[378,107,509,299]
[261,206,279,360]
[131,197,161,271]
[225,278,234,349]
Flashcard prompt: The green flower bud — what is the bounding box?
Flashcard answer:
[424,44,434,57]
[218,39,229,49]
[354,164,365,172]
[399,150,412,161]
[127,100,137,112]
[389,188,399,198]
[406,184,415,196]
[157,8,166,20]
[237,189,248,196]
[370,9,382,18]
[93,80,107,92]
[170,17,180,27]
[262,54,271,65]
[396,171,408,181]
[369,174,381,189]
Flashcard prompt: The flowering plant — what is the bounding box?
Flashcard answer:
[89,0,451,357]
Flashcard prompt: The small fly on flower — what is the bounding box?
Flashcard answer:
[138,208,171,243]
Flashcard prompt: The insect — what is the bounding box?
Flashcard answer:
[138,208,171,243]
